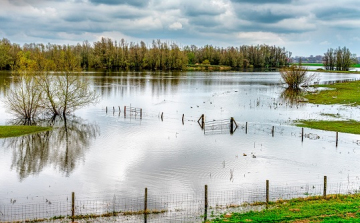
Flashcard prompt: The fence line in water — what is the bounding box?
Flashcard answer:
[1,177,360,222]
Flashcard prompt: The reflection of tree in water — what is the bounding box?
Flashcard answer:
[3,115,100,180]
[280,88,305,106]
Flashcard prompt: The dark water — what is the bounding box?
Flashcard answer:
[1,71,360,202]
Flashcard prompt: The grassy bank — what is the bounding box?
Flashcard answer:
[296,81,360,134]
[186,64,232,71]
[304,81,360,105]
[212,194,360,222]
[296,120,360,134]
[292,63,360,68]
[0,126,52,138]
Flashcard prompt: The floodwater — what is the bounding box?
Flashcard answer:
[1,71,360,204]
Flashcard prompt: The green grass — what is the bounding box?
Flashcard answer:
[211,194,360,222]
[304,81,360,105]
[295,120,360,134]
[0,126,52,138]
[292,63,360,68]
[186,64,232,71]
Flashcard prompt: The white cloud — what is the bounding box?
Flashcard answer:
[169,22,183,30]
[237,32,285,45]
[320,41,331,45]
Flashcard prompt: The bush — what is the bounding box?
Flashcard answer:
[280,65,316,88]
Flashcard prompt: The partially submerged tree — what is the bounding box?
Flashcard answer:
[37,73,99,117]
[4,74,43,124]
[280,65,317,89]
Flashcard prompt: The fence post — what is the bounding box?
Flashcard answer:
[202,114,205,129]
[230,117,234,134]
[302,128,304,142]
[336,132,338,147]
[272,126,274,137]
[245,122,248,134]
[204,185,208,222]
[266,180,269,204]
[118,106,121,113]
[106,106,108,113]
[323,176,327,198]
[182,114,184,124]
[144,188,148,213]
[140,109,143,119]
[124,106,126,116]
[72,192,75,222]
[161,112,163,121]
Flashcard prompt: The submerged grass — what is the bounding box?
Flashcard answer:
[295,120,360,135]
[211,194,360,222]
[304,81,360,105]
[0,126,52,138]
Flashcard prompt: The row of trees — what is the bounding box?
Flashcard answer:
[0,38,292,71]
[323,47,358,71]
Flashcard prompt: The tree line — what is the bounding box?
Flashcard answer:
[323,47,358,71]
[0,38,292,71]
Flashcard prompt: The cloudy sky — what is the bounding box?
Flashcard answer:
[1,0,359,56]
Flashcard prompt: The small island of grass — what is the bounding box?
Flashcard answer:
[305,81,360,105]
[296,120,360,135]
[0,126,52,138]
[294,81,360,134]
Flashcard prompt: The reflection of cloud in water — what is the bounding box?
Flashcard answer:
[2,115,100,180]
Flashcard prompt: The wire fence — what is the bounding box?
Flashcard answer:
[1,178,360,223]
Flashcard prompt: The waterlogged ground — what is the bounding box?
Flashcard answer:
[1,71,360,220]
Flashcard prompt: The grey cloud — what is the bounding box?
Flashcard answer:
[231,0,292,4]
[89,0,148,7]
[238,9,292,24]
[315,7,360,21]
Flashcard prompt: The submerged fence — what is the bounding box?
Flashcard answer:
[1,177,360,223]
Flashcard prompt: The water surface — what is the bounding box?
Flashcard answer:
[1,71,360,202]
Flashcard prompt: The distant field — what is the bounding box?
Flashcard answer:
[293,63,360,68]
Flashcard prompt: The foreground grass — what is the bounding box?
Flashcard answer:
[304,81,360,105]
[296,120,360,134]
[0,126,52,138]
[212,194,360,222]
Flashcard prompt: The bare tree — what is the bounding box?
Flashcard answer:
[37,72,100,117]
[3,73,43,124]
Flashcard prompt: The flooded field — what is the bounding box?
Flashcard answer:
[1,71,360,212]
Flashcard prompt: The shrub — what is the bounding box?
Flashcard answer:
[280,65,316,89]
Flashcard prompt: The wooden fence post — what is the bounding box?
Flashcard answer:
[140,109,142,119]
[204,185,208,222]
[161,112,163,121]
[336,132,338,147]
[245,122,248,134]
[106,106,107,113]
[182,114,184,124]
[124,106,126,116]
[144,188,148,223]
[202,114,205,129]
[323,176,327,198]
[266,180,269,204]
[72,192,75,222]
[272,126,274,137]
[144,188,148,213]
[230,117,234,134]
[302,128,304,142]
